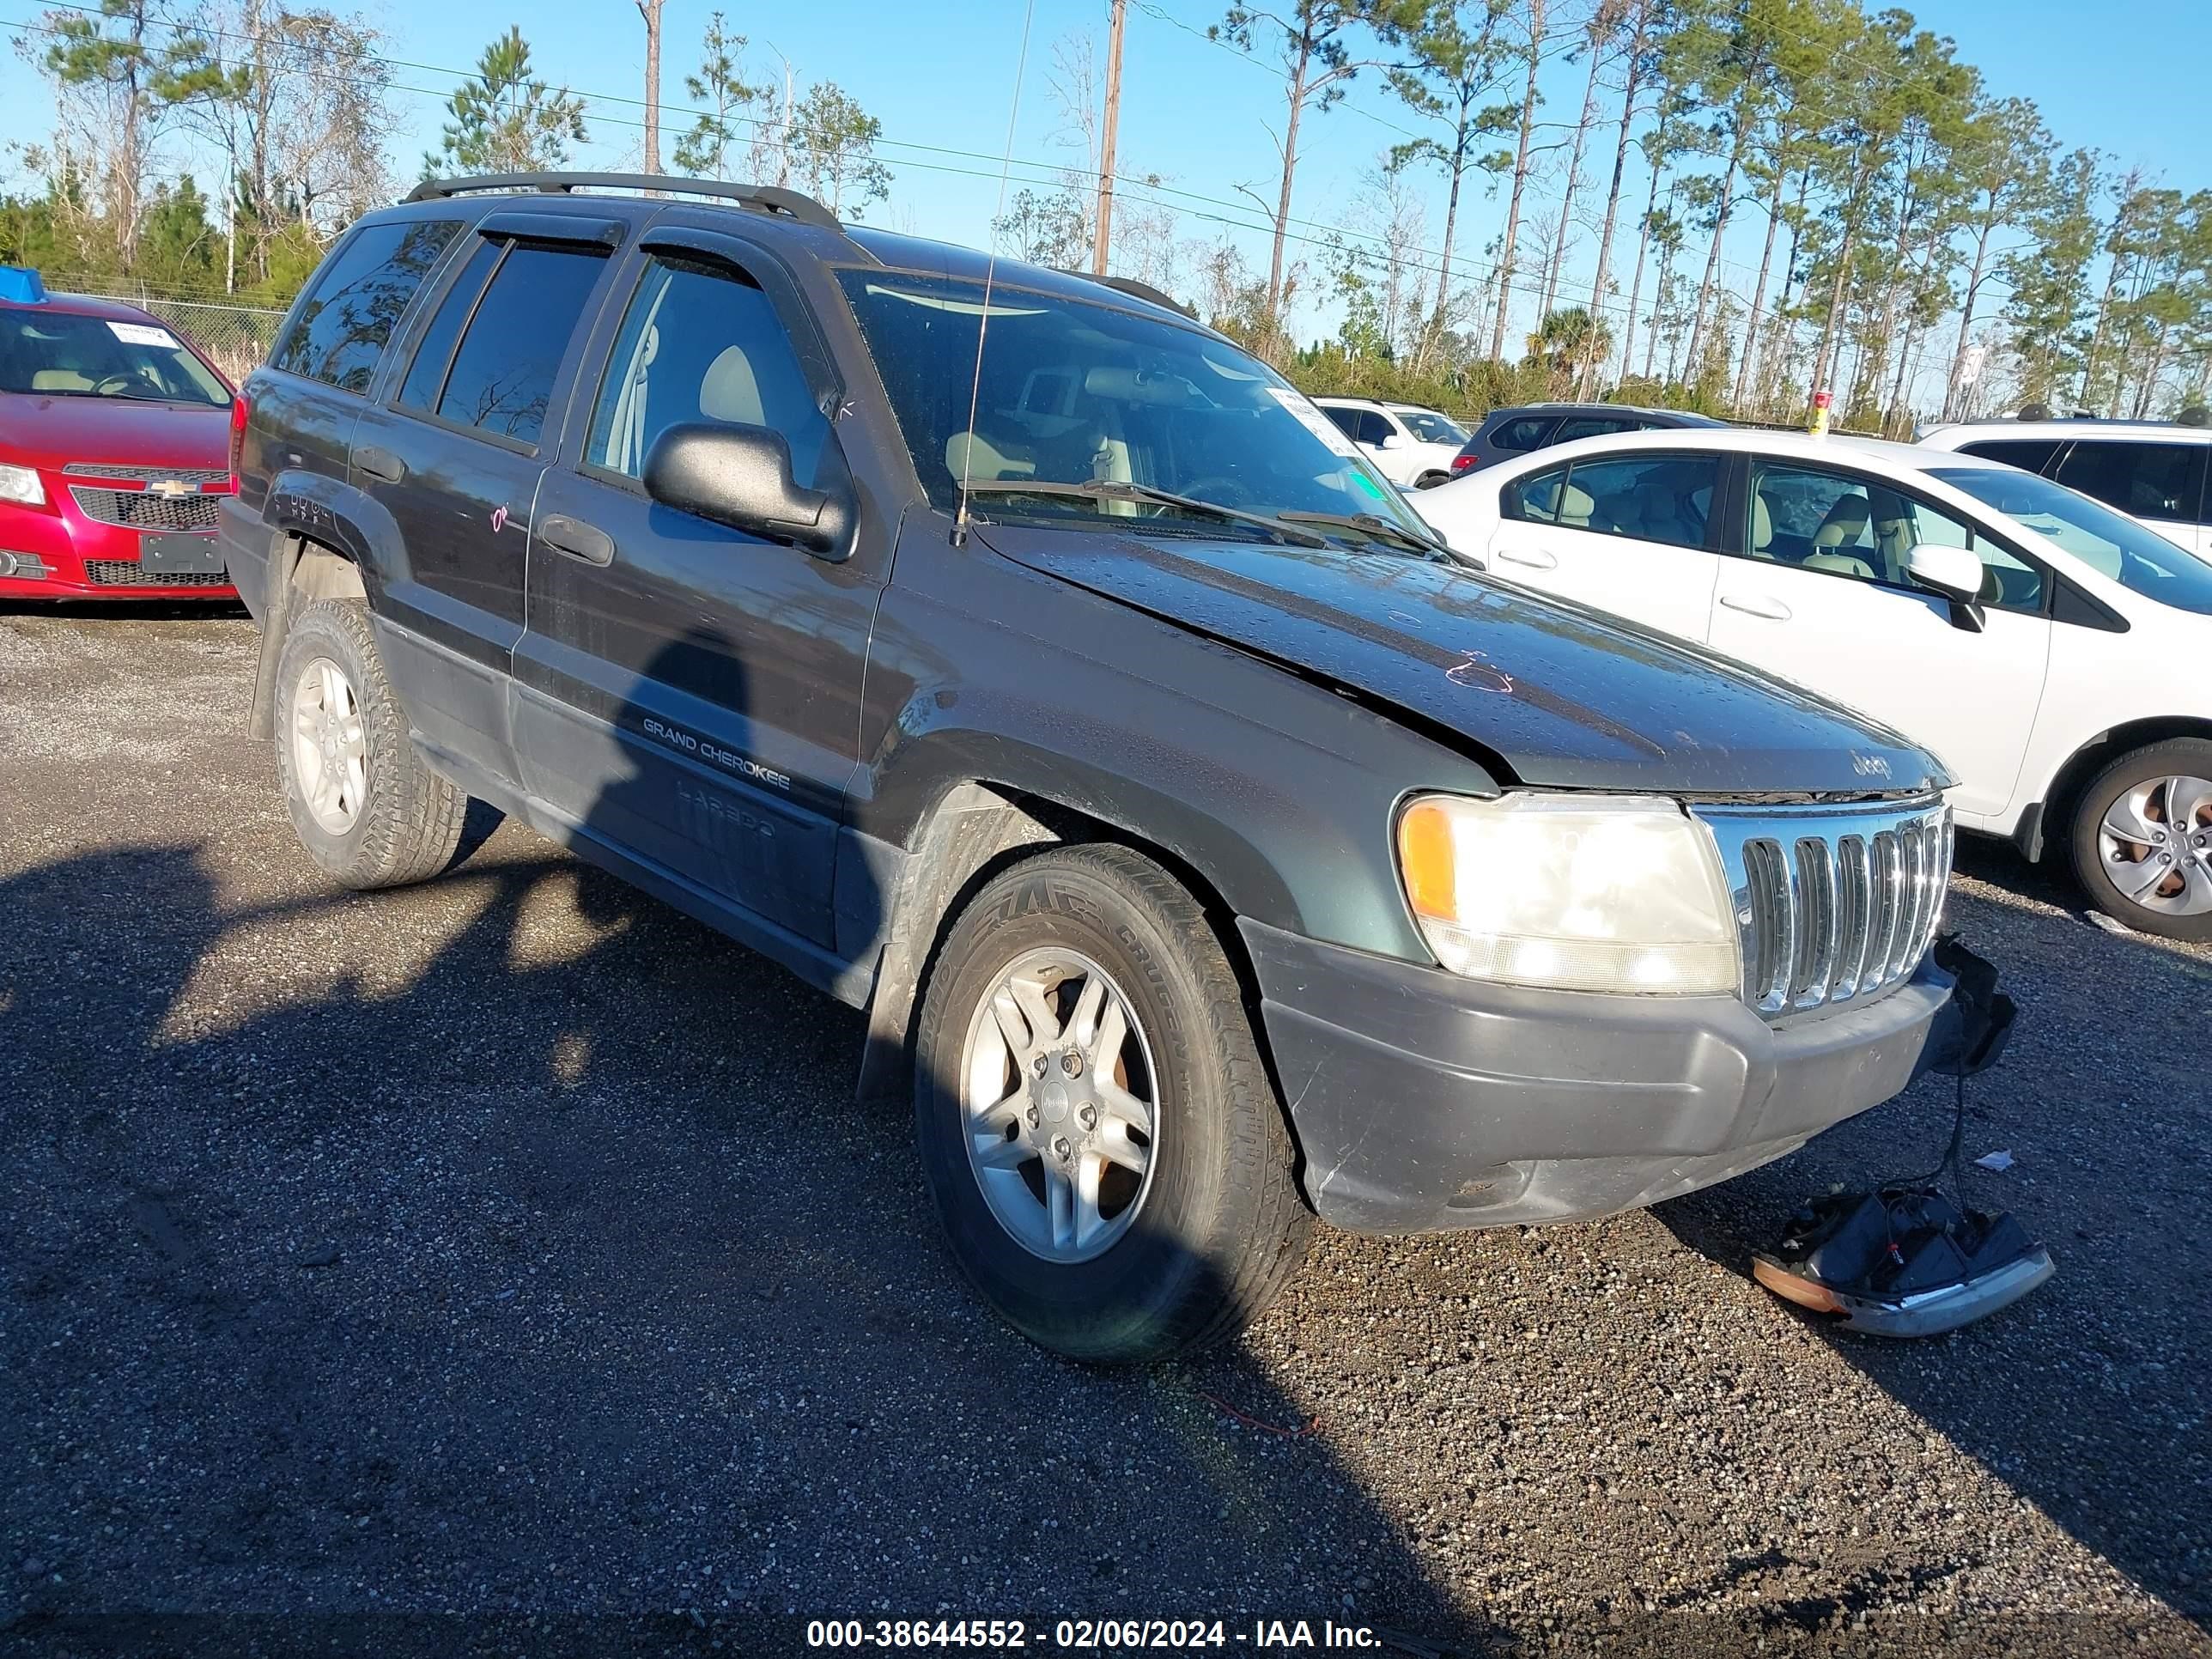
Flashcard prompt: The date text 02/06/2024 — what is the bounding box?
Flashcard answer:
[803,1619,1384,1650]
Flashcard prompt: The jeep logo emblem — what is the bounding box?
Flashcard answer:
[1851,752,1892,779]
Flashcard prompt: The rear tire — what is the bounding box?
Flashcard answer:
[913,843,1311,1363]
[272,596,468,890]
[2069,737,2212,941]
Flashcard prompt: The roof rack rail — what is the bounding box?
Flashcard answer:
[405,173,842,232]
[1067,270,1198,320]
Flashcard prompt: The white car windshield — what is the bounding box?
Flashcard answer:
[1393,409,1468,446]
[1931,465,2212,617]
[836,270,1432,550]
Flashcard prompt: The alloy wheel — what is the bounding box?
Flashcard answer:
[290,655,369,836]
[957,946,1159,1263]
[2098,774,2212,918]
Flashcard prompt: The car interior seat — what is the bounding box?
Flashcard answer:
[1802,495,1876,578]
[699,344,765,425]
[1750,492,1778,559]
[945,428,1038,483]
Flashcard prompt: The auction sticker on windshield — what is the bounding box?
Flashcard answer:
[106,320,182,349]
[1267,386,1361,458]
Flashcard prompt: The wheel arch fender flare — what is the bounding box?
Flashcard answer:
[2022,714,2212,861]
[245,471,408,740]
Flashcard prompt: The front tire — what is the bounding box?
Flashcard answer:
[2069,738,2212,940]
[913,844,1311,1363]
[272,596,468,890]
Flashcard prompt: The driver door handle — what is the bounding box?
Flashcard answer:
[354,445,404,483]
[1495,544,1558,570]
[1718,592,1791,621]
[538,514,615,567]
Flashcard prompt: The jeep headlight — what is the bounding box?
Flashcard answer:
[0,463,43,506]
[1395,792,1739,994]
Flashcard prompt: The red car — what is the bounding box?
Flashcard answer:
[0,267,239,601]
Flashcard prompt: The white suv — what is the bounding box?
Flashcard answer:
[1415,426,2212,938]
[1917,420,2212,558]
[1312,397,1467,489]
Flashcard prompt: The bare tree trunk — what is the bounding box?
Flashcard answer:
[1619,146,1665,384]
[1540,29,1607,325]
[1682,125,1747,385]
[636,0,664,173]
[1943,216,1996,421]
[1423,101,1470,370]
[1582,3,1648,398]
[1488,0,1547,363]
[1732,161,1789,410]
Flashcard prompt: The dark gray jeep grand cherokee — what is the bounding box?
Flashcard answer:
[223,173,1971,1361]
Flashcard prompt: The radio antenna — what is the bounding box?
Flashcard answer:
[951,0,1037,549]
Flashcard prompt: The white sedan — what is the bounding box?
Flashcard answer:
[1414,426,2212,939]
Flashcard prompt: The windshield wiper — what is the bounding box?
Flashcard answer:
[1273,509,1452,558]
[961,479,1328,547]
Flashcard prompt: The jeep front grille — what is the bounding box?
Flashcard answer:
[1692,797,1952,1020]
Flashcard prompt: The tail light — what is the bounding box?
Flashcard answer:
[227,392,251,489]
[1450,453,1477,472]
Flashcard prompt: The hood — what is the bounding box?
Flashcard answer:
[0,394,230,471]
[981,526,1947,799]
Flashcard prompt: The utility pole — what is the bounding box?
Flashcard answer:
[1091,0,1126,277]
[637,0,665,174]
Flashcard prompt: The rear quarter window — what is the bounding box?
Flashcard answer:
[1489,416,1557,453]
[272,218,463,394]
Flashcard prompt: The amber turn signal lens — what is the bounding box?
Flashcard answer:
[1397,799,1458,921]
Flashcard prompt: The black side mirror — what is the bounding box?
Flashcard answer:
[642,422,856,561]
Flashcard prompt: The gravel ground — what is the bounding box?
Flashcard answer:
[3,607,2208,1658]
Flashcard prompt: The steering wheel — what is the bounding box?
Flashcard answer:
[92,373,141,397]
[1178,475,1258,509]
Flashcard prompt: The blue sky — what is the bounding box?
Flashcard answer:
[3,0,2207,358]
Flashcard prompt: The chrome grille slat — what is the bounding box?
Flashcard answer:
[1834,836,1871,999]
[62,464,230,483]
[1695,796,1952,1024]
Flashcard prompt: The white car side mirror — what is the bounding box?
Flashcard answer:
[1903,542,1984,603]
[1376,432,1401,450]
[1904,543,1988,634]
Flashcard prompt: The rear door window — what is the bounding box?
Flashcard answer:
[1956,437,2061,475]
[271,218,462,394]
[1550,453,1718,550]
[428,241,610,447]
[1320,404,1362,440]
[396,239,501,413]
[2054,440,2209,526]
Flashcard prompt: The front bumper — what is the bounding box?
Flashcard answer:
[0,487,236,601]
[1241,918,1962,1236]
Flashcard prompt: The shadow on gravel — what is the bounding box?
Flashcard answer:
[0,599,251,623]
[0,837,1485,1653]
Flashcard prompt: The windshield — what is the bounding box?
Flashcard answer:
[1393,408,1467,445]
[836,270,1430,544]
[0,308,228,406]
[1931,465,2212,616]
